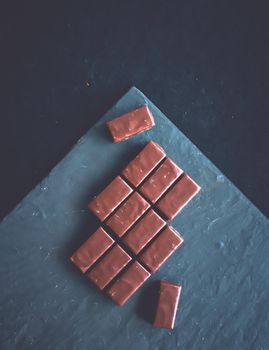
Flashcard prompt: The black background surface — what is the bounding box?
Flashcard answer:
[1,0,269,220]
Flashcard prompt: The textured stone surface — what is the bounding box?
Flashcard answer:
[0,87,268,350]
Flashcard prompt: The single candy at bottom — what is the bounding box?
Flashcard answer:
[107,261,150,305]
[153,281,182,330]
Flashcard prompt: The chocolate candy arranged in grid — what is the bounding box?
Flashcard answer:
[71,141,200,305]
[123,209,166,254]
[107,261,151,305]
[70,227,114,273]
[88,245,131,290]
[157,173,200,220]
[88,176,132,221]
[106,192,150,237]
[122,141,166,187]
[139,226,184,273]
[106,106,155,143]
[140,158,183,204]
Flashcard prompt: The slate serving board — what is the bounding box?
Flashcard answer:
[0,87,268,350]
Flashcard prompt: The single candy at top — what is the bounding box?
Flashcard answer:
[153,281,182,330]
[122,141,166,187]
[140,158,183,204]
[157,173,200,220]
[106,105,155,143]
[70,227,114,273]
[88,176,133,221]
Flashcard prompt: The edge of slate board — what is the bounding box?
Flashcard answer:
[2,86,267,224]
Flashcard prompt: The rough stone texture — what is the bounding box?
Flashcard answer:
[0,87,268,350]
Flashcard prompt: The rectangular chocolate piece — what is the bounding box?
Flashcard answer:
[70,227,114,273]
[157,173,200,220]
[139,226,184,273]
[153,281,182,330]
[107,261,150,305]
[106,105,155,143]
[106,192,150,237]
[87,244,131,290]
[140,158,183,203]
[88,176,133,221]
[122,141,166,187]
[123,209,166,254]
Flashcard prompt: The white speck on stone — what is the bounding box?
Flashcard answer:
[44,252,51,261]
[219,241,225,249]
